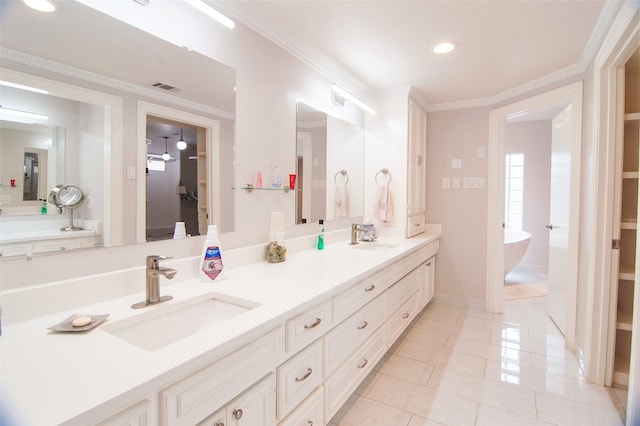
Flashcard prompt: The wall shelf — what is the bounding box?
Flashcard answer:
[237,184,291,193]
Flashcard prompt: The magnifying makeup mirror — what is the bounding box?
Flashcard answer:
[49,184,85,231]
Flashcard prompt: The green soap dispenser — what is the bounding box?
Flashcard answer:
[40,199,47,214]
[317,219,325,250]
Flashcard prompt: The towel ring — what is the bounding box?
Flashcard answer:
[334,169,349,184]
[375,168,392,184]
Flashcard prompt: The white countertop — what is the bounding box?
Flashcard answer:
[0,234,438,425]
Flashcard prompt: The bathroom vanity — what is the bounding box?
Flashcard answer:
[0,233,439,425]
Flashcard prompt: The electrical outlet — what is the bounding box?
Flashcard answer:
[442,177,450,189]
[477,146,486,158]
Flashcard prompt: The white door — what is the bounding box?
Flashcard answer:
[547,104,573,335]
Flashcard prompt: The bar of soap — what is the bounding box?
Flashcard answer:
[71,316,92,327]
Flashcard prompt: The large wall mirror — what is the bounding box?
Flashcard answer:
[0,0,236,257]
[295,101,364,224]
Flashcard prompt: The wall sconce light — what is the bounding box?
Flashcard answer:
[176,128,187,150]
[0,106,49,121]
[0,80,49,94]
[331,84,375,115]
[183,0,235,29]
[23,0,57,13]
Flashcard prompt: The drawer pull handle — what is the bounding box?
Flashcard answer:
[214,422,224,426]
[357,321,368,330]
[232,409,243,420]
[295,368,313,382]
[357,359,368,369]
[308,421,313,426]
[364,284,376,292]
[402,312,410,319]
[304,317,322,329]
[427,261,431,266]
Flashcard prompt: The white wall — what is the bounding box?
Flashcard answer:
[505,120,551,270]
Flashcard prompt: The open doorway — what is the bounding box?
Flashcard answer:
[486,82,583,350]
[145,117,203,241]
[503,120,552,302]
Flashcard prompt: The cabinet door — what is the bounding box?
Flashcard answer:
[228,374,276,426]
[422,257,436,308]
[407,98,427,237]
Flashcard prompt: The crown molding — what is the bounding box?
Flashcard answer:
[1,48,234,120]
[212,0,368,100]
[215,0,626,114]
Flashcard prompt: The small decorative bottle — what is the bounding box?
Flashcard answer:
[317,219,325,250]
[40,199,47,214]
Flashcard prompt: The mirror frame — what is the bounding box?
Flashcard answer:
[136,101,221,244]
[0,66,124,247]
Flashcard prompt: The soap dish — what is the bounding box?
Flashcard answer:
[48,313,109,332]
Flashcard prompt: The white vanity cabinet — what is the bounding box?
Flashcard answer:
[160,327,283,426]
[198,374,276,426]
[406,97,427,238]
[95,400,151,426]
[278,387,324,426]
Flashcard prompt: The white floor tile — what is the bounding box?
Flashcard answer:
[329,297,626,426]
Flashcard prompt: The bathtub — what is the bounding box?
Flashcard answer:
[504,230,531,276]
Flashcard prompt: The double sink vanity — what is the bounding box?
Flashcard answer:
[0,232,439,426]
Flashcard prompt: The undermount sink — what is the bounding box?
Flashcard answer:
[103,293,260,351]
[353,241,401,250]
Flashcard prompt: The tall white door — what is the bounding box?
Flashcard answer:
[547,104,573,335]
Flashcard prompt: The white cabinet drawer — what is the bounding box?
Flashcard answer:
[285,300,332,353]
[324,327,387,420]
[407,214,425,237]
[278,387,324,426]
[277,339,323,420]
[395,245,429,279]
[332,266,393,323]
[324,293,387,375]
[161,327,284,426]
[387,268,419,314]
[388,295,419,344]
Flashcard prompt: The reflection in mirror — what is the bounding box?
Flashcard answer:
[1,0,236,256]
[22,151,42,201]
[295,102,365,225]
[145,118,205,241]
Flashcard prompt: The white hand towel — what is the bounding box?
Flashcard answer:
[334,183,347,218]
[374,183,394,223]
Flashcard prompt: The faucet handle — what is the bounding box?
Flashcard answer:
[146,255,172,268]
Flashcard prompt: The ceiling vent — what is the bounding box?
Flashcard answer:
[151,82,179,92]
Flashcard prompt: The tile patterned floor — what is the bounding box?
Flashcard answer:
[329,296,625,426]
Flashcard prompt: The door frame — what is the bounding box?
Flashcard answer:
[486,82,583,352]
[136,101,220,244]
[588,4,639,422]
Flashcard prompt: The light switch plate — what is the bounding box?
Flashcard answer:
[127,166,136,180]
[451,159,462,169]
[452,177,461,189]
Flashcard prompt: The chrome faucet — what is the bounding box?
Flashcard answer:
[131,255,177,309]
[350,223,366,245]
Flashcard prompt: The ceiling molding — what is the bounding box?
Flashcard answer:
[1,47,235,120]
[212,0,370,101]
[215,0,623,114]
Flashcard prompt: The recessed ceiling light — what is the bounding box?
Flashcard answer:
[432,42,457,55]
[23,0,57,13]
